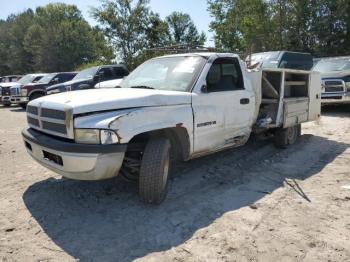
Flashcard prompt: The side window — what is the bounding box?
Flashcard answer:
[99,68,113,80]
[113,67,128,78]
[206,58,244,92]
[33,76,43,83]
[279,53,313,70]
[55,74,67,83]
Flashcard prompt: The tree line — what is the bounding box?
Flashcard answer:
[208,0,350,57]
[0,0,349,75]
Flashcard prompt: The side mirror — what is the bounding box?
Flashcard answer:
[201,84,208,93]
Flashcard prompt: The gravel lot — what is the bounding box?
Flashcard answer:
[0,105,350,262]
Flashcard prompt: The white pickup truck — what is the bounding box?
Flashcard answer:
[22,53,321,204]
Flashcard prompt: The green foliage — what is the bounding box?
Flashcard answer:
[208,0,350,57]
[4,10,35,74]
[165,12,207,46]
[2,0,348,75]
[0,4,113,75]
[146,12,172,48]
[92,0,206,69]
[91,0,152,69]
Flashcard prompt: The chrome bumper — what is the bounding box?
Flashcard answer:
[22,128,127,181]
[10,96,29,103]
[0,96,11,104]
[321,92,350,104]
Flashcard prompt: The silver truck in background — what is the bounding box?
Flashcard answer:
[313,56,350,104]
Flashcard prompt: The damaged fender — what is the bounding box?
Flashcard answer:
[74,104,194,150]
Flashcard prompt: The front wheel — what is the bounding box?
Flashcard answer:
[139,137,171,204]
[274,125,300,148]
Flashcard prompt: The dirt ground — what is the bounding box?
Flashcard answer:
[0,104,350,262]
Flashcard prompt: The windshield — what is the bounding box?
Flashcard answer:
[247,52,280,69]
[120,56,206,92]
[73,67,99,80]
[37,73,56,84]
[313,58,350,73]
[18,75,40,85]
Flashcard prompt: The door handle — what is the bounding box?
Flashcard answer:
[240,98,250,104]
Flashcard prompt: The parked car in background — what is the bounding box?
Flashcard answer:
[11,72,77,109]
[0,75,23,83]
[313,56,350,104]
[246,51,314,71]
[0,74,46,106]
[94,78,124,89]
[46,65,129,95]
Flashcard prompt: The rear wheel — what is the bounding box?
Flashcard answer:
[274,125,299,148]
[139,137,171,204]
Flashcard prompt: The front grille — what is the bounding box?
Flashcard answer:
[26,105,73,138]
[42,121,67,134]
[1,87,10,96]
[41,108,65,120]
[324,80,343,86]
[27,105,38,115]
[10,87,20,96]
[323,79,345,93]
[325,86,344,92]
[27,116,40,127]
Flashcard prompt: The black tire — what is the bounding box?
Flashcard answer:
[274,125,299,148]
[29,93,44,101]
[139,137,171,204]
[297,124,302,137]
[20,103,27,110]
[3,103,11,107]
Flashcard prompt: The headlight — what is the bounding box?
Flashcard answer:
[346,82,350,91]
[74,129,119,144]
[74,129,100,144]
[21,89,28,96]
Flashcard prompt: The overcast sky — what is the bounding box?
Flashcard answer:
[0,0,214,46]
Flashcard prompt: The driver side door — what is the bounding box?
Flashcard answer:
[192,57,253,155]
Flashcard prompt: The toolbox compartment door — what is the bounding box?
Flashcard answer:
[308,71,322,121]
[283,97,309,128]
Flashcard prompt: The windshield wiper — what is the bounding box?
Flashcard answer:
[130,85,155,90]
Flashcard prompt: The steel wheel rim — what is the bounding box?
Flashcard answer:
[287,126,296,142]
[162,152,170,189]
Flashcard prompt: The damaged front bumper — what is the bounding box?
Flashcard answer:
[22,128,127,181]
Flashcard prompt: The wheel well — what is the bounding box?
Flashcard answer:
[29,91,45,99]
[127,127,191,161]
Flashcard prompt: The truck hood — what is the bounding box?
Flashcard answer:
[30,88,192,115]
[0,82,21,88]
[321,70,350,79]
